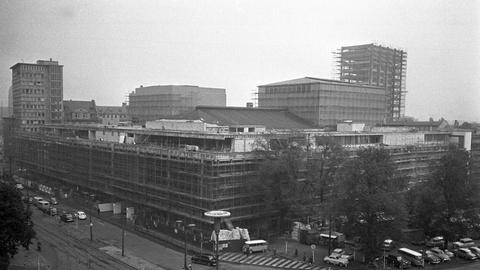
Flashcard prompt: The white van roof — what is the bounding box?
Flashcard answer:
[245,240,267,245]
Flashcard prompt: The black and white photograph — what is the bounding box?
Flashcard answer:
[0,1,479,270]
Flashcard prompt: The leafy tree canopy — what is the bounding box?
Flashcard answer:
[0,182,36,268]
[334,147,407,260]
[409,144,480,240]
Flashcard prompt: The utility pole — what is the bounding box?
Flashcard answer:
[89,213,93,241]
[121,211,125,256]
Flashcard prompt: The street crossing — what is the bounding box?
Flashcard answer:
[220,252,324,269]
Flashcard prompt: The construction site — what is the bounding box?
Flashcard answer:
[336,43,408,121]
[3,109,472,247]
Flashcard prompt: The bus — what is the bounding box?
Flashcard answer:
[243,240,268,253]
[398,248,424,267]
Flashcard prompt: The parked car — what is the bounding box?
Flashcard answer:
[50,197,58,205]
[60,213,74,222]
[48,207,57,216]
[469,247,480,257]
[382,239,394,251]
[426,236,445,248]
[323,253,349,267]
[191,254,217,266]
[430,247,450,262]
[331,248,354,261]
[443,249,454,258]
[383,254,411,269]
[76,211,87,220]
[423,250,441,264]
[456,248,477,260]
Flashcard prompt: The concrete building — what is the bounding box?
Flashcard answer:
[336,44,407,121]
[128,85,226,123]
[62,100,98,124]
[10,59,63,132]
[257,77,386,127]
[97,103,129,126]
[3,108,471,243]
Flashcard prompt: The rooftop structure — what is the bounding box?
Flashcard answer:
[10,59,63,132]
[336,44,407,121]
[62,100,98,124]
[257,77,386,127]
[97,103,129,126]
[128,85,226,123]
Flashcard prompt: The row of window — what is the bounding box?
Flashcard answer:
[20,112,45,118]
[22,103,46,109]
[21,120,45,125]
[21,88,45,95]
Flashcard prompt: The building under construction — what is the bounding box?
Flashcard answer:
[3,107,472,241]
[336,44,407,121]
[257,77,386,127]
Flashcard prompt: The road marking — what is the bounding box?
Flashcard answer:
[283,260,298,268]
[265,258,281,266]
[255,257,271,265]
[271,258,287,267]
[248,256,266,264]
[278,259,295,268]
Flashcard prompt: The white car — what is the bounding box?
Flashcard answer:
[323,254,349,267]
[77,211,87,220]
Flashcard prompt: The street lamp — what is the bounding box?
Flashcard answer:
[177,221,196,270]
[205,210,231,270]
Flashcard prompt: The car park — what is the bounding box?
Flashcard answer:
[191,254,217,266]
[429,247,450,262]
[60,213,74,223]
[455,248,477,260]
[323,253,349,267]
[423,250,441,264]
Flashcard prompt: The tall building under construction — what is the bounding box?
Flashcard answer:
[336,44,407,121]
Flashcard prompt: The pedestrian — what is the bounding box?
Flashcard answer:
[303,252,306,262]
[294,248,298,257]
[273,248,277,257]
[187,263,192,270]
[97,207,100,216]
[37,241,42,251]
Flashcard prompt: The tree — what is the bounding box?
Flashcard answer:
[254,137,309,233]
[409,144,480,240]
[0,182,36,269]
[334,147,407,261]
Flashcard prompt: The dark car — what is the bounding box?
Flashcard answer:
[60,213,74,222]
[424,250,441,264]
[456,248,478,260]
[191,254,217,266]
[384,254,411,269]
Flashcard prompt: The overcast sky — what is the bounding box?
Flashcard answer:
[1,0,479,121]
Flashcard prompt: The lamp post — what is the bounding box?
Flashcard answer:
[177,221,196,270]
[205,210,231,270]
[89,214,93,241]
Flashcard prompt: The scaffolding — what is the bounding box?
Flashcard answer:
[335,43,407,121]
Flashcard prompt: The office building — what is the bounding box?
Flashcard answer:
[257,77,386,127]
[337,44,407,121]
[10,59,63,132]
[128,85,226,123]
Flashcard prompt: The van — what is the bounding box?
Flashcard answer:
[243,240,268,253]
[38,201,50,212]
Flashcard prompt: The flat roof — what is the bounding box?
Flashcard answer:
[258,77,383,89]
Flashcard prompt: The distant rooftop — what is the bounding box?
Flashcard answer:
[258,77,383,88]
[170,106,314,129]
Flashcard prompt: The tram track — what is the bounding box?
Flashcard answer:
[33,210,136,270]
